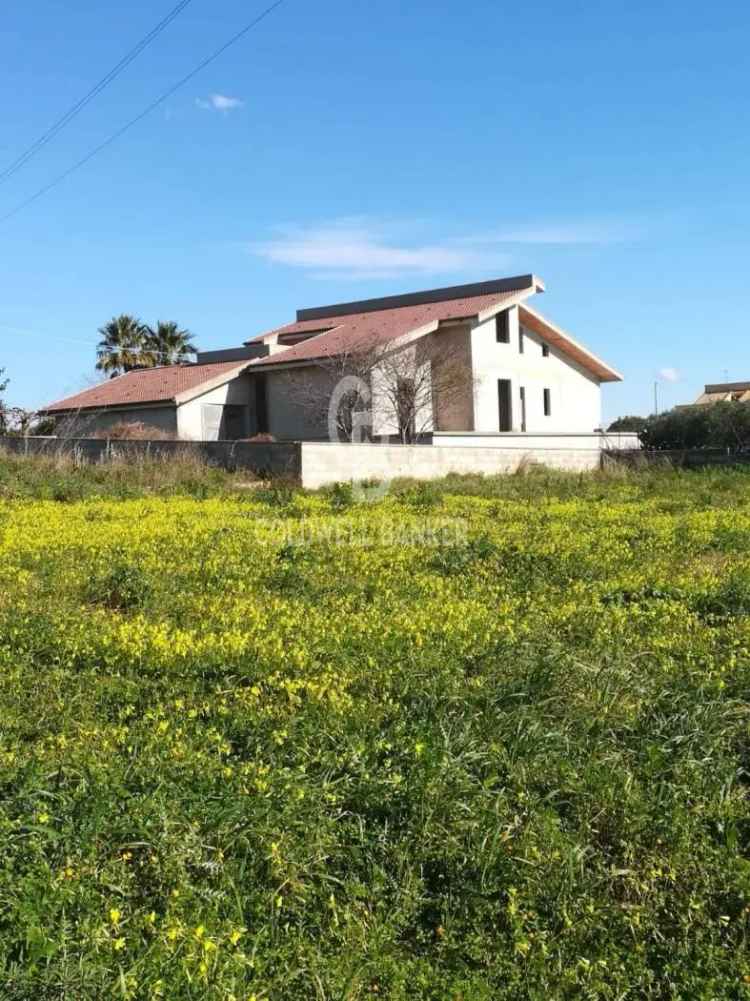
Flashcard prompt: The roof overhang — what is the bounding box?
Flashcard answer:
[518,304,622,383]
[40,400,177,417]
[172,362,251,405]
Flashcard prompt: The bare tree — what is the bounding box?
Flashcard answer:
[4,407,35,436]
[293,330,476,443]
[372,335,475,443]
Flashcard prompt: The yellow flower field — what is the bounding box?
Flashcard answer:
[1,466,750,998]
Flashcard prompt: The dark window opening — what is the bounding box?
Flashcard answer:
[223,405,248,440]
[498,379,512,431]
[543,388,552,417]
[542,342,550,357]
[495,311,510,343]
[519,386,527,432]
[201,404,247,441]
[255,374,269,433]
[396,377,417,442]
[518,327,524,354]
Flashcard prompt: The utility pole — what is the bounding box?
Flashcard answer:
[653,381,659,416]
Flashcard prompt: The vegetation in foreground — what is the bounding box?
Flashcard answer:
[2,460,750,998]
[0,449,252,501]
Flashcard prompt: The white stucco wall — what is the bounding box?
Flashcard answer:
[177,374,254,441]
[470,307,602,433]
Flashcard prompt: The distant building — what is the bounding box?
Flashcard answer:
[692,382,750,405]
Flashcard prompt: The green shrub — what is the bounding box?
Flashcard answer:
[641,401,750,450]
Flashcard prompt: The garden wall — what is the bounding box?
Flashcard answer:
[0,437,301,480]
[1,433,645,489]
[299,434,641,489]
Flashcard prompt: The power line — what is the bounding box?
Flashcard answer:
[0,0,195,186]
[1,0,286,225]
[0,322,96,349]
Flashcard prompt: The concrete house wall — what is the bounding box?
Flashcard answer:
[470,306,602,433]
[260,307,603,441]
[177,374,255,441]
[59,405,178,437]
[264,367,331,440]
[430,325,475,431]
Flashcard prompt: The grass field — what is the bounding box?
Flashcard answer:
[2,457,750,999]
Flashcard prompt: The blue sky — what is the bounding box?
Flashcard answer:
[2,0,749,422]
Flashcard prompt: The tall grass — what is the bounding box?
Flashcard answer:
[5,448,750,507]
[1,465,750,996]
[0,448,250,500]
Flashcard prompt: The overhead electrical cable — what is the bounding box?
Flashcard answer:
[1,0,286,224]
[0,0,195,185]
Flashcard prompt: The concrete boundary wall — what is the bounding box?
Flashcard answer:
[0,437,301,480]
[432,431,641,450]
[1,433,642,490]
[298,437,639,490]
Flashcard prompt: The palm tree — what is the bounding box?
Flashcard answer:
[96,315,148,378]
[144,321,197,367]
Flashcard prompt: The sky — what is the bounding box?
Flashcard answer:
[2,0,749,423]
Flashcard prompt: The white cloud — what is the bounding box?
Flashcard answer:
[250,216,642,280]
[196,93,244,113]
[658,367,681,382]
[458,219,644,246]
[251,220,505,280]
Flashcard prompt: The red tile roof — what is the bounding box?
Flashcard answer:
[43,277,622,413]
[43,360,248,413]
[247,288,529,368]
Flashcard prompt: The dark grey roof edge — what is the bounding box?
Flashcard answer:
[296,274,541,322]
[196,345,269,363]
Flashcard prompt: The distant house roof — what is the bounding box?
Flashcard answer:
[245,273,622,383]
[692,381,750,405]
[42,360,249,414]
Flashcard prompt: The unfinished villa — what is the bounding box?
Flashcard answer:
[43,274,623,445]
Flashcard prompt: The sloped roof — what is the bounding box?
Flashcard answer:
[244,275,621,383]
[249,288,533,367]
[43,360,249,414]
[246,276,545,369]
[518,305,622,383]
